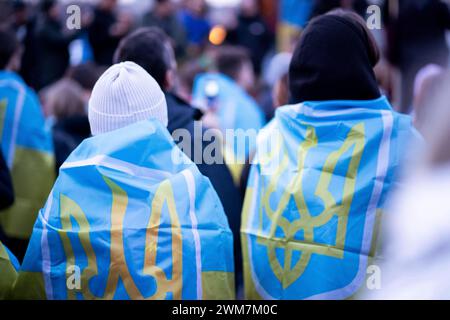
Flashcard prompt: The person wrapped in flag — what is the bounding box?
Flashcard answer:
[13,62,235,300]
[0,29,55,261]
[241,11,422,300]
[192,47,266,183]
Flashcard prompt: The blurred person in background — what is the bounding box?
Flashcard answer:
[192,46,266,189]
[179,0,211,56]
[66,61,105,105]
[9,0,38,89]
[192,46,265,161]
[43,78,91,171]
[177,59,206,102]
[384,0,450,113]
[366,72,450,299]
[311,0,369,18]
[0,29,55,261]
[411,64,444,133]
[88,0,132,66]
[34,0,82,90]
[241,10,421,300]
[227,0,273,75]
[142,0,187,59]
[0,150,17,300]
[259,51,292,121]
[114,28,243,292]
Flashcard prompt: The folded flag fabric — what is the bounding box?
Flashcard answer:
[0,241,20,299]
[0,71,55,240]
[241,96,420,300]
[14,119,234,300]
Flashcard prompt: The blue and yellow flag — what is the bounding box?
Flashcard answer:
[14,119,234,300]
[241,97,419,299]
[0,241,20,299]
[0,71,55,240]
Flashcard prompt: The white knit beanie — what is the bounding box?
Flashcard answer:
[88,61,168,135]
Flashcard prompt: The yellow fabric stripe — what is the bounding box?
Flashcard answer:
[0,242,18,299]
[201,271,235,300]
[0,146,55,239]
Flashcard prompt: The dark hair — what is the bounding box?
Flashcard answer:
[66,62,103,91]
[0,28,19,70]
[114,27,174,88]
[215,46,251,81]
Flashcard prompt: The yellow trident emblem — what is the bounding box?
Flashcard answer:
[256,123,365,289]
[58,176,183,299]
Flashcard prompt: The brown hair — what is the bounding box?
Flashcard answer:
[45,79,85,120]
[215,46,251,81]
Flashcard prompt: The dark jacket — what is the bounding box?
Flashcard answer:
[35,16,79,90]
[53,115,91,172]
[142,12,187,59]
[384,0,450,68]
[0,150,14,210]
[165,92,244,284]
[311,0,368,19]
[227,14,273,74]
[88,8,121,66]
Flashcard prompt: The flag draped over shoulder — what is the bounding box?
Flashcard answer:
[192,73,265,182]
[0,241,20,299]
[0,71,55,239]
[241,96,418,300]
[13,119,234,300]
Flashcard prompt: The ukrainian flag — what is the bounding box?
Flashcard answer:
[0,71,55,240]
[13,119,234,300]
[241,96,420,299]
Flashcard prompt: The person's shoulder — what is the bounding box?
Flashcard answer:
[0,72,37,99]
[166,92,203,119]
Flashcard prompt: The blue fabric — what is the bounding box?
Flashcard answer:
[178,10,210,45]
[20,120,234,300]
[0,71,53,165]
[242,96,421,299]
[5,245,20,271]
[279,0,314,28]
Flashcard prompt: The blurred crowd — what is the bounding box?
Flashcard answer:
[1,0,450,300]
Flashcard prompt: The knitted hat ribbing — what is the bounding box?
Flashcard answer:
[89,61,168,136]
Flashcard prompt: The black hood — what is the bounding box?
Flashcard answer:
[289,14,381,103]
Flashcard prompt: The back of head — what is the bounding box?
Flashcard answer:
[66,62,103,91]
[0,28,19,70]
[215,46,251,82]
[289,10,381,103]
[45,78,85,120]
[89,61,168,136]
[114,27,174,89]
